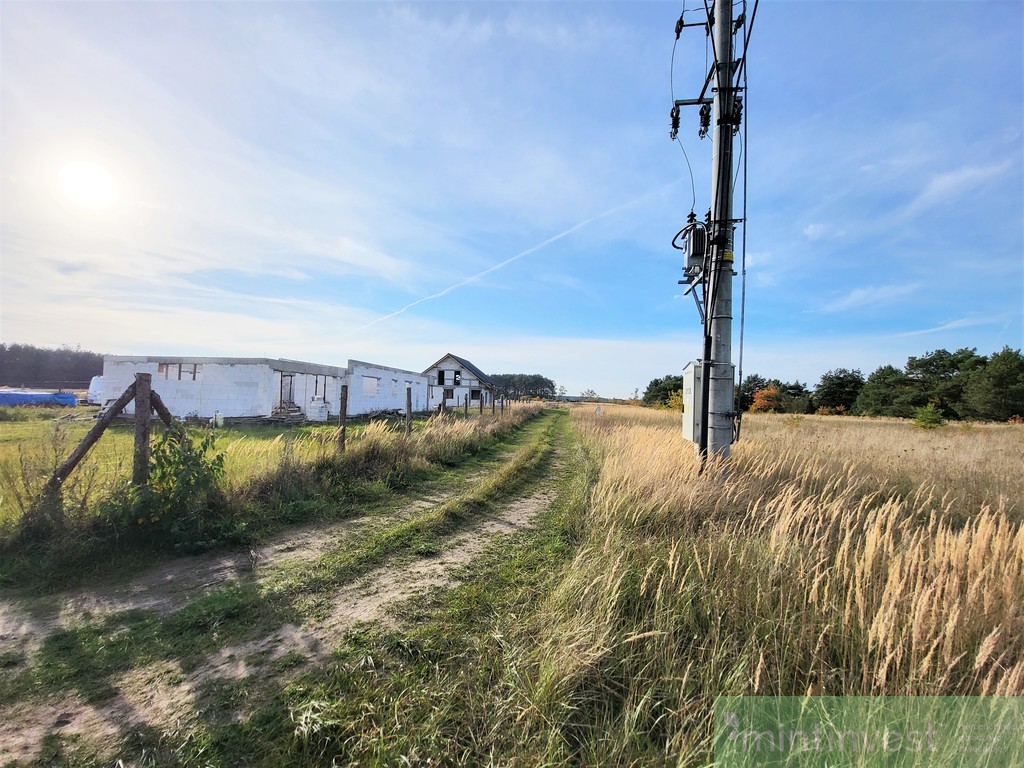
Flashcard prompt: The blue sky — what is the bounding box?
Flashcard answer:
[2,1,1021,397]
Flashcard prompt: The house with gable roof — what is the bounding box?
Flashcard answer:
[423,353,494,411]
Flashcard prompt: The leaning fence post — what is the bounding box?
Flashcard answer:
[45,380,137,497]
[405,386,412,437]
[337,384,348,453]
[132,373,152,486]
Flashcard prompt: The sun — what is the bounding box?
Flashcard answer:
[58,161,117,208]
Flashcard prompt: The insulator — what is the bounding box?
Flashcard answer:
[670,105,680,140]
[698,103,711,139]
[675,15,684,40]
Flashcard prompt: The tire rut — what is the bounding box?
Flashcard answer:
[1,434,564,765]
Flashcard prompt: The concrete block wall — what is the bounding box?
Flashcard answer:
[103,359,278,418]
[342,360,429,416]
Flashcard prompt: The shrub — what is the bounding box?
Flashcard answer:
[913,403,945,429]
[101,428,232,552]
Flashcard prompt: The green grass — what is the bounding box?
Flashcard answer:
[0,412,567,733]
[0,407,543,590]
[74,408,593,767]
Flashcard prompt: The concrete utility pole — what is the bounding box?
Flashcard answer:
[702,0,737,460]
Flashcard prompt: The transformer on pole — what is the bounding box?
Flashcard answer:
[672,0,751,465]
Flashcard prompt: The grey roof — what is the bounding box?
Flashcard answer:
[423,353,493,386]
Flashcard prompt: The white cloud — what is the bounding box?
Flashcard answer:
[803,223,828,240]
[895,315,1000,337]
[818,282,923,313]
[904,160,1014,216]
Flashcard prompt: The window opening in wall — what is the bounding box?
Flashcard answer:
[280,374,295,404]
[362,376,379,397]
[391,379,398,396]
[437,370,445,385]
[313,374,328,398]
[178,363,201,381]
[454,370,462,385]
[471,389,481,401]
[443,388,454,401]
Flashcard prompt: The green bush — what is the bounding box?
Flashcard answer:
[101,428,233,552]
[913,403,945,429]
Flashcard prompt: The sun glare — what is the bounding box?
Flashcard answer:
[58,161,117,208]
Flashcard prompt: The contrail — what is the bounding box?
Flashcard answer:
[358,180,680,330]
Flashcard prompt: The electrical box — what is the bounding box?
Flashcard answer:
[685,226,707,281]
[682,361,702,444]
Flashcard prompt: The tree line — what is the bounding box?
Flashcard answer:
[489,374,556,400]
[642,347,1024,422]
[0,343,104,389]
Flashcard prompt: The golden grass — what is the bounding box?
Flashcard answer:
[518,404,1024,762]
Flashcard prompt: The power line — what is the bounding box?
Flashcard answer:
[670,6,697,212]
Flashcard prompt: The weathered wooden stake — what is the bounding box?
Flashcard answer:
[149,390,186,439]
[464,393,469,416]
[491,392,495,415]
[479,394,483,415]
[133,373,152,486]
[46,381,137,495]
[405,386,413,437]
[337,384,348,453]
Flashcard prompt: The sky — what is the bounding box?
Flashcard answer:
[2,0,1021,398]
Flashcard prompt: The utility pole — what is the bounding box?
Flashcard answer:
[704,0,737,460]
[673,0,749,464]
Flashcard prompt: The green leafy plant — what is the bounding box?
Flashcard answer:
[102,427,230,551]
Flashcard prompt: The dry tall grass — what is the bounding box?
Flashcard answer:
[517,405,1024,764]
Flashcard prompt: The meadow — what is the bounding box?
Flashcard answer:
[512,405,1024,763]
[2,403,1021,765]
[0,403,543,586]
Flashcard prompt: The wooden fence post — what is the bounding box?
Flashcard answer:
[338,384,348,453]
[405,386,412,437]
[479,394,483,415]
[149,390,185,439]
[491,391,495,415]
[45,380,137,496]
[464,393,468,416]
[133,373,152,486]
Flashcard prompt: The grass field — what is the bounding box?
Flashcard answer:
[0,403,543,587]
[1,404,1021,765]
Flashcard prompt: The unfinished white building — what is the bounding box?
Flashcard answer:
[423,353,494,411]
[100,356,429,421]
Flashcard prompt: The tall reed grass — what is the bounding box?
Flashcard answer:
[514,406,1024,764]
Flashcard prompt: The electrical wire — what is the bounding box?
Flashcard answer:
[670,4,697,213]
[735,3,750,442]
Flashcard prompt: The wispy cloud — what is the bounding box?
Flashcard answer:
[896,315,998,337]
[903,160,1014,216]
[818,282,923,313]
[358,181,680,330]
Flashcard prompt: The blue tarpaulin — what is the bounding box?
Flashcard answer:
[0,390,79,407]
